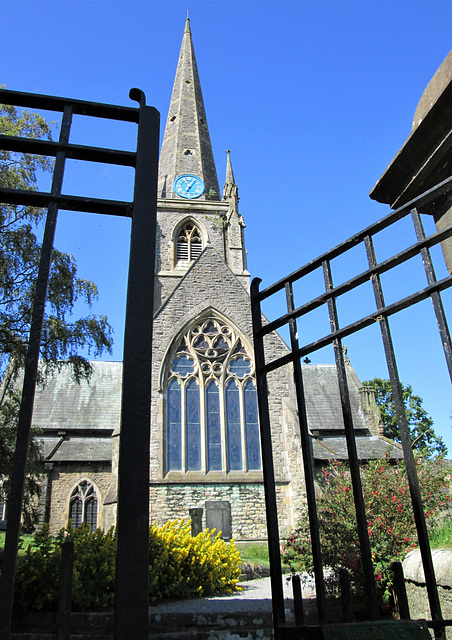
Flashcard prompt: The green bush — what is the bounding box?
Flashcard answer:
[282,453,451,603]
[12,519,241,611]
[13,524,116,612]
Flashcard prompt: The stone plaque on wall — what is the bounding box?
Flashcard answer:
[205,501,232,539]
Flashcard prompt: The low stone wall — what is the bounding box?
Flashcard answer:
[239,562,271,581]
[403,548,452,638]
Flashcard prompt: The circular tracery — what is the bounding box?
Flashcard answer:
[169,318,253,382]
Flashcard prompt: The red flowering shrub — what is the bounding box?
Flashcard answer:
[282,453,450,602]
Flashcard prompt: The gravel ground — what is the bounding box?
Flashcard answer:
[148,574,316,616]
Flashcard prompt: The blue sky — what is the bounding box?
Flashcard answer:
[2,0,451,449]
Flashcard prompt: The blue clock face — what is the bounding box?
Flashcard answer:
[174,174,205,199]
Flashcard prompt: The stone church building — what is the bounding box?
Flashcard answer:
[9,19,401,541]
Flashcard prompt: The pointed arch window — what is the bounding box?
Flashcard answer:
[69,480,98,532]
[165,317,261,474]
[176,222,203,263]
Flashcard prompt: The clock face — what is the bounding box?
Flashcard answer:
[174,174,205,199]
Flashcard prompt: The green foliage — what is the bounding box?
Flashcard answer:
[239,543,270,566]
[430,518,452,549]
[0,100,113,382]
[282,454,451,603]
[10,519,241,611]
[148,519,241,600]
[363,378,447,457]
[0,386,43,531]
[0,99,114,525]
[13,524,116,612]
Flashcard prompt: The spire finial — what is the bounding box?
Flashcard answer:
[184,11,191,32]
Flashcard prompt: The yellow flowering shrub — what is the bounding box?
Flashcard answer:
[11,519,241,611]
[149,519,241,601]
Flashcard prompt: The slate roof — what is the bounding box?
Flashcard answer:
[312,436,404,461]
[30,361,122,432]
[40,436,112,463]
[302,364,367,433]
[27,360,397,464]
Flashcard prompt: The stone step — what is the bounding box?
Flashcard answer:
[10,632,274,639]
[11,609,274,640]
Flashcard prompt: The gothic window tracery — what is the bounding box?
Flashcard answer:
[69,480,98,532]
[176,221,203,263]
[165,317,261,474]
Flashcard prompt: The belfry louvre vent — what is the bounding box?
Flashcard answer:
[177,223,202,261]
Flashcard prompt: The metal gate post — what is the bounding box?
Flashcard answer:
[250,278,286,634]
[364,234,444,638]
[114,89,159,640]
[0,105,73,640]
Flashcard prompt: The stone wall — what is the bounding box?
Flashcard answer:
[403,548,452,638]
[148,481,297,541]
[46,462,113,535]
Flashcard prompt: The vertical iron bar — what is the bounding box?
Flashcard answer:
[391,561,410,621]
[339,568,353,622]
[114,90,159,640]
[364,234,444,635]
[0,105,73,640]
[57,540,74,640]
[292,574,304,625]
[250,277,286,634]
[410,208,452,381]
[285,281,327,623]
[322,259,379,620]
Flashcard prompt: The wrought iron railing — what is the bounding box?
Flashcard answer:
[0,88,159,640]
[251,177,452,640]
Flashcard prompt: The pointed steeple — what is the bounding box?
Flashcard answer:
[158,18,220,200]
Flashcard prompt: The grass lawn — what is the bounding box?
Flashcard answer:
[430,519,452,549]
[238,543,270,566]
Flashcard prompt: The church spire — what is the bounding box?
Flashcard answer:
[158,18,220,200]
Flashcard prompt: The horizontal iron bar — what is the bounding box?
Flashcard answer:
[0,135,136,167]
[257,177,452,302]
[0,187,132,217]
[259,222,452,337]
[0,88,139,122]
[260,274,452,374]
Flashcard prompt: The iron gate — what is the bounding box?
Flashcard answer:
[251,178,452,640]
[0,88,159,640]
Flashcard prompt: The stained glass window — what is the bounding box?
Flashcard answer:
[69,481,98,531]
[206,381,221,470]
[70,498,83,528]
[186,379,201,470]
[229,357,252,378]
[171,355,195,377]
[165,317,261,474]
[167,379,182,470]
[226,380,242,470]
[244,380,261,470]
[85,498,98,532]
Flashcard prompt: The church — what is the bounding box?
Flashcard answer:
[14,19,401,542]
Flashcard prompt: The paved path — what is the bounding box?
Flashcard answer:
[149,573,317,621]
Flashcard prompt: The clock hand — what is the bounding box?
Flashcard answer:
[185,178,196,191]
